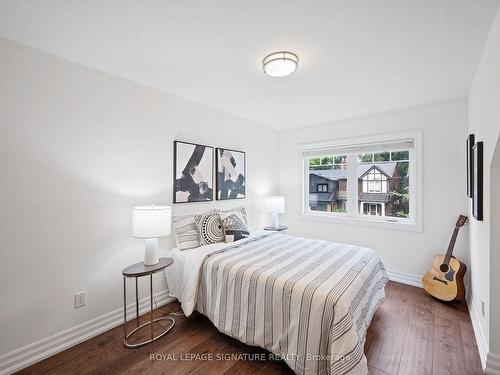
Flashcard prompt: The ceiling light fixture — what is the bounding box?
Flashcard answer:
[262,51,299,77]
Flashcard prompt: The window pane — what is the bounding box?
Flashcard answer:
[388,161,410,218]
[307,155,348,213]
[333,156,345,164]
[309,158,320,166]
[391,151,409,161]
[374,152,390,161]
[357,152,410,218]
[320,156,333,165]
[358,153,373,162]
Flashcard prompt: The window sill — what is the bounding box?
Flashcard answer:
[299,211,423,232]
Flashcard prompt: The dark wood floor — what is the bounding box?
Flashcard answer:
[17,282,482,375]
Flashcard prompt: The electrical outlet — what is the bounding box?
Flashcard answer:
[74,291,87,308]
[481,299,486,317]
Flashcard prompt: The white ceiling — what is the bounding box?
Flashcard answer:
[0,0,498,129]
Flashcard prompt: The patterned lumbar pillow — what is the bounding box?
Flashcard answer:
[194,209,225,246]
[173,215,201,250]
[219,207,250,243]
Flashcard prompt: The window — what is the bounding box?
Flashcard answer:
[308,153,347,213]
[317,183,328,192]
[357,150,410,219]
[300,131,422,231]
[362,169,387,193]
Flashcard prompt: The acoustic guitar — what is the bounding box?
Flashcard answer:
[422,215,468,302]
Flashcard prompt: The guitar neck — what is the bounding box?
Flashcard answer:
[443,227,460,265]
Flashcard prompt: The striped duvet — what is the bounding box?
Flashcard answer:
[196,232,388,375]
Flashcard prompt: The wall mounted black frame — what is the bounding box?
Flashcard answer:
[472,141,483,221]
[216,147,246,200]
[173,140,214,203]
[466,134,475,198]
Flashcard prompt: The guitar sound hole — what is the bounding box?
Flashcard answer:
[439,264,449,273]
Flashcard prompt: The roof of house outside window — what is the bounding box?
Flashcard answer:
[310,162,397,181]
[359,193,391,202]
[309,192,337,203]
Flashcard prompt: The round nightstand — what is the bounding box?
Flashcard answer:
[264,225,288,234]
[122,257,174,348]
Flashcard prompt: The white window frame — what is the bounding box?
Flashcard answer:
[299,130,423,232]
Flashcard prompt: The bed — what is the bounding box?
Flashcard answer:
[166,230,388,375]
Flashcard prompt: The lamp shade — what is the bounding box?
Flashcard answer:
[264,196,285,213]
[132,205,171,238]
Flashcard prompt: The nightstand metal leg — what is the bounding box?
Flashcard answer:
[123,276,127,340]
[135,277,139,327]
[150,274,153,341]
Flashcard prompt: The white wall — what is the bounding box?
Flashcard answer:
[277,98,469,279]
[0,38,278,357]
[468,5,500,362]
[491,143,500,355]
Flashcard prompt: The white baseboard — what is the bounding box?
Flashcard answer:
[466,297,500,375]
[0,290,175,375]
[386,270,422,288]
[468,299,489,370]
[486,353,500,375]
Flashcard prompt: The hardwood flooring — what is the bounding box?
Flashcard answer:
[16,282,482,375]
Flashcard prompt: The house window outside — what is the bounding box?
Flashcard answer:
[317,183,328,192]
[301,132,421,230]
[362,169,387,193]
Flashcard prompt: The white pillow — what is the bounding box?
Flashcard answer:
[173,215,201,250]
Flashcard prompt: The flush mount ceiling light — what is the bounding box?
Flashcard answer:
[262,51,299,77]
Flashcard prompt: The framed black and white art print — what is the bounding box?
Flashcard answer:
[473,141,483,221]
[216,148,246,200]
[466,134,475,198]
[174,141,214,203]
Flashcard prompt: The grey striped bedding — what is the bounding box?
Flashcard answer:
[196,232,388,375]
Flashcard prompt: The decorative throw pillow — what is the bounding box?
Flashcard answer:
[194,209,225,246]
[173,215,201,250]
[219,207,250,243]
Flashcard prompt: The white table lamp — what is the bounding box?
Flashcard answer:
[132,205,171,266]
[264,196,285,228]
